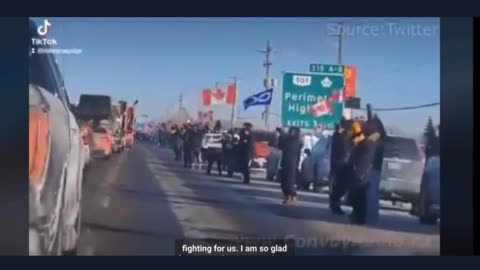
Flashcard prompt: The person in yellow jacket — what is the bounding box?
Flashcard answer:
[347,119,382,225]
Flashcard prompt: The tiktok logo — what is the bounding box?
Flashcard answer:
[37,19,51,37]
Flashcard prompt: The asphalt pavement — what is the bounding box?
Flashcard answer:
[77,142,440,256]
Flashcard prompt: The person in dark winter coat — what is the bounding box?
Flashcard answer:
[171,125,184,161]
[277,126,303,204]
[238,122,254,184]
[222,130,237,177]
[191,124,204,167]
[364,108,387,224]
[213,120,222,133]
[347,120,381,225]
[182,124,194,168]
[329,119,355,214]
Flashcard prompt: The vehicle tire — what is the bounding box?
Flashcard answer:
[418,188,437,225]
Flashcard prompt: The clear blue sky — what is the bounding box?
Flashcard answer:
[32,17,439,136]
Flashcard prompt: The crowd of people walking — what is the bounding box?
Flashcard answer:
[155,120,255,184]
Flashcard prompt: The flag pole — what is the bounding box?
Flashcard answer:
[230,77,238,129]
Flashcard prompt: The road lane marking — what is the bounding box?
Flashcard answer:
[142,145,260,239]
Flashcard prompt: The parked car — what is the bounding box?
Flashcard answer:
[412,155,440,224]
[265,143,281,181]
[379,136,424,206]
[299,135,332,192]
[232,128,276,171]
[29,20,84,255]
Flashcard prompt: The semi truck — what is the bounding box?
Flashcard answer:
[74,94,115,159]
[111,101,127,152]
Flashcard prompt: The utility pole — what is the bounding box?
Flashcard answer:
[178,93,183,115]
[331,21,352,119]
[336,21,344,65]
[258,40,273,130]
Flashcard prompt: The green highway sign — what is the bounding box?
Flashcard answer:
[282,72,345,130]
[310,64,345,74]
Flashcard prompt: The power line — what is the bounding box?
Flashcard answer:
[358,102,440,111]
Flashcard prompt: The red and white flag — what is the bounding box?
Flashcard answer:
[311,90,344,117]
[202,84,237,107]
[311,100,333,117]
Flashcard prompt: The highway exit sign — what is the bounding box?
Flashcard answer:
[281,72,345,130]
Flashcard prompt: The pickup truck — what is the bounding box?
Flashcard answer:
[29,19,84,255]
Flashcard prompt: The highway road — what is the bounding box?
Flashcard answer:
[77,142,440,256]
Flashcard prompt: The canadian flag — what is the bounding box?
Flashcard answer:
[311,100,334,117]
[311,90,343,117]
[202,84,237,106]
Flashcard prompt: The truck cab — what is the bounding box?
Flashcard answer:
[75,94,115,158]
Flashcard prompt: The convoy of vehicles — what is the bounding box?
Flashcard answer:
[74,95,138,159]
[111,101,126,153]
[124,102,138,148]
[76,95,115,159]
[29,19,140,255]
